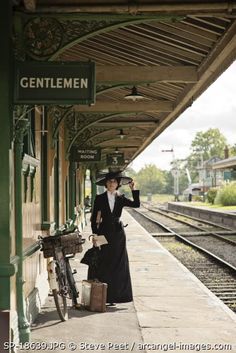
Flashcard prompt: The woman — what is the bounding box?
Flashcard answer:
[89,171,140,304]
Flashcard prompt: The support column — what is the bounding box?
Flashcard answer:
[14,126,30,343]
[69,162,76,220]
[54,139,59,228]
[41,110,50,229]
[0,1,14,350]
[90,169,97,206]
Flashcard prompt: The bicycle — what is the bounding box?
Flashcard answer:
[39,223,85,321]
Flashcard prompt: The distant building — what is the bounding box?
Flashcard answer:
[212,156,236,183]
[197,156,222,191]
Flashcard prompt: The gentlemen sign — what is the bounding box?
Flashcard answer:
[70,147,101,162]
[14,61,95,104]
[107,153,124,166]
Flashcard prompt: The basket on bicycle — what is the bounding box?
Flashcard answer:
[41,232,85,258]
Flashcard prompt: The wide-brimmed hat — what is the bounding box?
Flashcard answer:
[96,171,133,186]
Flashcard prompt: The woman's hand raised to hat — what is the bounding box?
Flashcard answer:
[128,180,135,190]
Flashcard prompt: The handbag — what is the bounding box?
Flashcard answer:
[80,234,107,268]
[80,246,101,268]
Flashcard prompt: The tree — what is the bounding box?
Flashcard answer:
[135,164,166,194]
[185,128,227,182]
[229,144,236,157]
[191,128,227,160]
[162,170,173,194]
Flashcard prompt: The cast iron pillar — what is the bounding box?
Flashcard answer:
[68,162,76,221]
[90,169,97,206]
[14,119,31,343]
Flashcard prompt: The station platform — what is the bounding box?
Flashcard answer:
[23,210,236,353]
[167,202,236,228]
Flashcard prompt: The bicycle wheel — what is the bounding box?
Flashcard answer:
[65,259,79,306]
[52,289,68,321]
[53,265,68,321]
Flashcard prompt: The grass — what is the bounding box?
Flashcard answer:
[140,194,174,203]
[181,201,236,211]
[140,193,236,211]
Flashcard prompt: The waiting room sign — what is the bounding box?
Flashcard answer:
[14,61,95,104]
[70,147,101,162]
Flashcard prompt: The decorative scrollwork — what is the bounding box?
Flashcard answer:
[13,105,31,144]
[75,130,92,146]
[65,112,108,138]
[24,17,63,59]
[70,127,112,149]
[60,19,120,46]
[23,15,124,59]
[47,105,74,139]
[65,112,110,153]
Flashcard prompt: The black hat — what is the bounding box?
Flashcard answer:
[96,171,133,186]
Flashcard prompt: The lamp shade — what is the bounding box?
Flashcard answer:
[124,86,144,101]
[119,129,125,139]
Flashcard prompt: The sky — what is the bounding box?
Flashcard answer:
[131,60,236,172]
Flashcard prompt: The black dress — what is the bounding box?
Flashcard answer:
[88,190,140,303]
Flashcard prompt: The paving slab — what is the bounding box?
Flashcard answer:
[126,211,236,352]
[20,210,236,353]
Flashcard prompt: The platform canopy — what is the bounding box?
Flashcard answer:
[212,157,236,170]
[13,0,236,170]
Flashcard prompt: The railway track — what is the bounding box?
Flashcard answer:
[143,201,236,237]
[141,204,236,268]
[128,206,236,313]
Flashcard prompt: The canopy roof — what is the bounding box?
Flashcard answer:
[14,1,236,170]
[212,157,236,170]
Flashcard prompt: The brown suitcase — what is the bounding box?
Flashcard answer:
[81,280,107,312]
[90,281,107,312]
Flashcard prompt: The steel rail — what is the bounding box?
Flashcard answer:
[133,208,236,274]
[143,203,236,246]
[153,204,234,231]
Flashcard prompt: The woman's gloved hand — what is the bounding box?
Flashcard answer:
[128,180,136,190]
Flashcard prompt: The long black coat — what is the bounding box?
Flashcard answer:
[88,190,140,303]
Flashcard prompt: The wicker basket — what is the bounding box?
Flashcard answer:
[42,232,84,258]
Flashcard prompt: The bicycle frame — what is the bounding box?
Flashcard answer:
[40,228,85,321]
[47,260,57,290]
